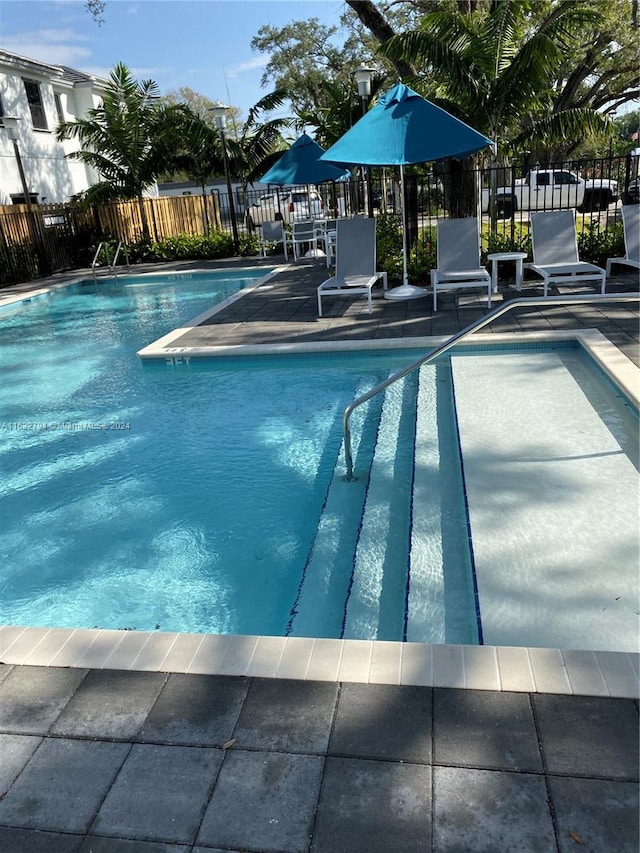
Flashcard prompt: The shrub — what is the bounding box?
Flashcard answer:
[375,213,404,284]
[482,222,532,260]
[131,231,234,263]
[576,219,624,268]
[87,236,123,266]
[0,242,40,285]
[480,217,624,268]
[85,217,624,280]
[238,233,261,257]
[87,229,254,266]
[127,239,155,264]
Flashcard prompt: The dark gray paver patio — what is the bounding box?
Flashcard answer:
[0,258,638,852]
[50,670,167,740]
[0,665,637,852]
[433,687,543,772]
[164,257,639,366]
[137,673,249,747]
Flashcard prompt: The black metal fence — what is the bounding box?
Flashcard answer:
[219,151,637,248]
[2,153,637,287]
[0,204,100,285]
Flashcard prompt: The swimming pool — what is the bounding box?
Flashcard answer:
[1,270,638,652]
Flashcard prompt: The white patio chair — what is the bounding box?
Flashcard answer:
[606,205,640,277]
[528,210,606,295]
[325,227,337,268]
[258,221,290,261]
[291,220,318,261]
[317,218,388,316]
[314,218,338,267]
[431,218,492,310]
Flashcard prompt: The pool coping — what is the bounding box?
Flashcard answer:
[0,626,638,698]
[0,264,285,313]
[138,326,640,411]
[2,273,638,699]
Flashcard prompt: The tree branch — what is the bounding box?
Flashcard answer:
[345,0,417,78]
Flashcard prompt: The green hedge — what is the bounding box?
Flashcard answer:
[85,217,627,286]
[0,242,41,285]
[375,214,625,286]
[89,230,260,267]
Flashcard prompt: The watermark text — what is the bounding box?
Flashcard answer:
[2,421,132,432]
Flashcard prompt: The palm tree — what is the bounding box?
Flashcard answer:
[295,74,387,149]
[230,89,292,183]
[381,0,612,217]
[56,63,183,240]
[156,90,293,236]
[160,107,226,232]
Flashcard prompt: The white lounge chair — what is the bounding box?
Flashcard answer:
[431,218,492,310]
[258,221,290,261]
[528,210,606,295]
[317,218,388,316]
[606,205,640,277]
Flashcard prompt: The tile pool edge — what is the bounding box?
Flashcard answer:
[135,265,286,354]
[0,626,638,698]
[138,327,639,411]
[0,264,286,316]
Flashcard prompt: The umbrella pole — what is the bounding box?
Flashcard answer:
[384,164,429,301]
[304,182,325,259]
[401,164,408,287]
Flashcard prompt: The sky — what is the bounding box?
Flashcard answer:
[0,0,348,120]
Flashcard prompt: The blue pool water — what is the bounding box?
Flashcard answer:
[1,270,637,648]
[0,269,463,638]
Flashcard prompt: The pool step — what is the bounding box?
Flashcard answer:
[405,363,478,644]
[451,351,640,653]
[342,373,417,640]
[289,362,479,644]
[286,379,386,639]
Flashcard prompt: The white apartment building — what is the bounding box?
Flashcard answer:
[0,50,106,205]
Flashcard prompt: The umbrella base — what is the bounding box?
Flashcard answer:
[384,283,429,301]
[305,248,326,258]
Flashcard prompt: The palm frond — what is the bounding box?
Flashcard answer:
[508,107,612,153]
[243,87,289,130]
[381,29,481,103]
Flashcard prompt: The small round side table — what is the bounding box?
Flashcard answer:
[487,252,528,293]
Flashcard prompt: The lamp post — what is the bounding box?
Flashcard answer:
[1,115,50,275]
[354,66,375,217]
[209,102,239,253]
[1,116,33,211]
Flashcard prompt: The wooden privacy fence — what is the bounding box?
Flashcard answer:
[0,193,222,286]
[95,194,222,243]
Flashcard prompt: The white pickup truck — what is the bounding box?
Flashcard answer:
[481,169,618,218]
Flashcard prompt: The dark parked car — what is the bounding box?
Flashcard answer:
[623,178,639,204]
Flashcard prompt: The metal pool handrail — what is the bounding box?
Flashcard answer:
[342,292,640,481]
[91,240,130,284]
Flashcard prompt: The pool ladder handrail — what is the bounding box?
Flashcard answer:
[342,292,640,481]
[91,240,130,283]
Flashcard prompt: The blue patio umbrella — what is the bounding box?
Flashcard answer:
[259,132,350,185]
[260,133,350,258]
[320,83,494,299]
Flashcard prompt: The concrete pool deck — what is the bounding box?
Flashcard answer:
[0,257,638,852]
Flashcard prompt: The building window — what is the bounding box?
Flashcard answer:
[22,79,48,130]
[11,192,39,205]
[0,95,5,124]
[54,92,64,124]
